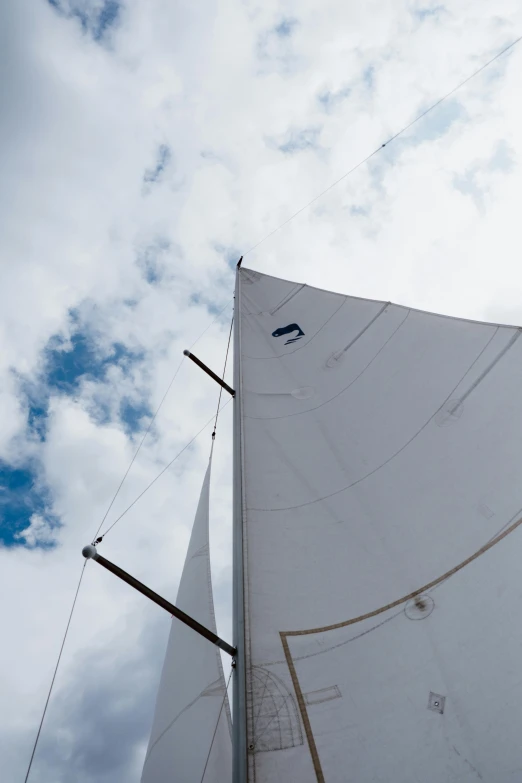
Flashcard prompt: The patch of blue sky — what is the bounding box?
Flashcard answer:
[274,18,299,38]
[413,5,445,22]
[190,291,229,319]
[200,149,223,162]
[120,398,150,436]
[363,65,375,90]
[0,461,59,548]
[46,0,121,41]
[318,86,351,113]
[214,244,243,273]
[96,0,120,38]
[350,205,370,217]
[452,169,482,203]
[137,237,171,284]
[144,145,172,184]
[388,98,464,154]
[488,140,514,173]
[256,17,300,73]
[452,141,514,207]
[22,323,145,442]
[46,334,132,394]
[278,127,321,155]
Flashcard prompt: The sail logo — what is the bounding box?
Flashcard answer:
[272,323,305,345]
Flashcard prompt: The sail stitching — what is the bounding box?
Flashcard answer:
[280,634,325,783]
[251,666,303,752]
[143,677,224,765]
[284,511,522,638]
[251,669,303,751]
[256,609,402,668]
[248,325,506,511]
[279,510,522,783]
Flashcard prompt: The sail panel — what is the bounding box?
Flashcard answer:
[239,266,522,782]
[141,454,231,783]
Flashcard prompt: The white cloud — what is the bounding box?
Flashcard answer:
[1,0,521,779]
[15,513,56,548]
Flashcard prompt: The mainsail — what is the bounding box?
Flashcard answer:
[141,451,231,783]
[236,266,522,782]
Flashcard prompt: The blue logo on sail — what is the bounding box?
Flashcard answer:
[272,323,305,345]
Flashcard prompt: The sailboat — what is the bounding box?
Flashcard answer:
[84,260,522,782]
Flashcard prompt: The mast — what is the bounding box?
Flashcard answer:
[232,261,247,783]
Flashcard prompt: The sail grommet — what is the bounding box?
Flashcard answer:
[404,594,435,620]
[428,691,446,714]
[248,744,255,751]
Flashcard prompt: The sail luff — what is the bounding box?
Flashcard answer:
[232,265,248,783]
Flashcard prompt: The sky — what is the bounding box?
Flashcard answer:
[1,0,521,780]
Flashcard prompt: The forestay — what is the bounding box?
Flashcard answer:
[141,452,231,783]
[238,266,522,782]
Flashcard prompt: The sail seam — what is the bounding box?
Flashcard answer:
[453,328,520,407]
[279,511,522,783]
[200,669,234,783]
[245,306,409,420]
[280,634,325,783]
[269,284,305,315]
[143,680,224,766]
[247,324,505,511]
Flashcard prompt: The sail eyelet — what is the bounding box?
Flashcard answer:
[404,595,435,620]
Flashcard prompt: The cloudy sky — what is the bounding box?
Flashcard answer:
[1,0,521,780]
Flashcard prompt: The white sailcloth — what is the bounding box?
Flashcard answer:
[141,452,231,783]
[238,266,522,782]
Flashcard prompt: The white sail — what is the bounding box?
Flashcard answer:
[237,266,522,782]
[141,451,231,783]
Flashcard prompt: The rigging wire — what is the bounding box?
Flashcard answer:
[99,397,232,540]
[92,296,233,544]
[212,314,234,438]
[23,562,87,783]
[22,299,233,781]
[200,667,233,783]
[23,398,232,782]
[243,33,522,257]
